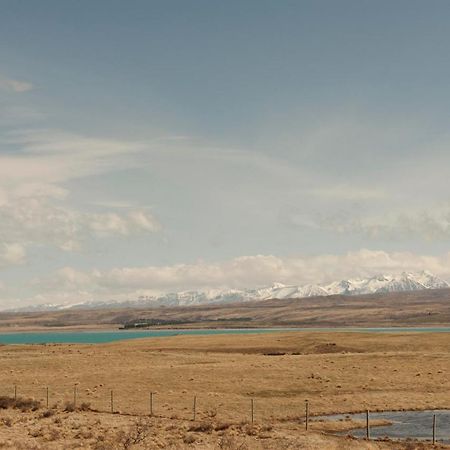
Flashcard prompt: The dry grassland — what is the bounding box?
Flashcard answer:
[0,331,449,448]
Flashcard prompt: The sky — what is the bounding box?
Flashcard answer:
[2,0,450,308]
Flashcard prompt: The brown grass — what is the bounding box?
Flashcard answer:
[0,331,450,448]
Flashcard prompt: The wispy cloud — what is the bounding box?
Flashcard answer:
[0,129,146,186]
[0,195,160,256]
[310,206,450,241]
[0,243,26,267]
[0,76,33,93]
[0,127,161,266]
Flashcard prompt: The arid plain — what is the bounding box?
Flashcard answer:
[1,330,450,448]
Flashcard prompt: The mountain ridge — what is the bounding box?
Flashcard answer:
[6,270,449,312]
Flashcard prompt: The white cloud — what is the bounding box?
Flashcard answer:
[312,206,450,241]
[87,210,161,237]
[0,129,145,187]
[0,127,161,267]
[0,76,33,93]
[0,243,26,267]
[31,249,450,305]
[127,210,161,232]
[0,196,160,254]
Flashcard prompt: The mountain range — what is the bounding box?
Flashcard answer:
[10,270,449,312]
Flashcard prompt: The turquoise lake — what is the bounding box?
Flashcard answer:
[1,326,450,344]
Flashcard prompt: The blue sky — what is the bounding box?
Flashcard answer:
[2,1,450,307]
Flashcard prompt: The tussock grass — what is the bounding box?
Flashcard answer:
[0,396,40,411]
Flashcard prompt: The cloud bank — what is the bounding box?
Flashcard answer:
[20,249,450,307]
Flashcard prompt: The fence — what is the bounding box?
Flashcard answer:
[2,383,313,424]
[0,385,443,444]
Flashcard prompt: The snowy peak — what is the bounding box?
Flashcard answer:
[410,270,449,289]
[319,271,449,297]
[134,271,449,307]
[6,271,450,312]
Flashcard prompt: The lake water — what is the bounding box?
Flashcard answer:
[320,410,450,443]
[1,326,450,344]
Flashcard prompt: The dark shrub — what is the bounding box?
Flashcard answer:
[0,396,40,411]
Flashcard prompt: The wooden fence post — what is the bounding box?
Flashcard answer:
[366,409,370,440]
[305,400,309,431]
[14,385,17,401]
[251,399,254,424]
[149,392,154,416]
[73,385,77,408]
[193,396,197,421]
[46,387,49,408]
[110,390,114,413]
[433,414,436,445]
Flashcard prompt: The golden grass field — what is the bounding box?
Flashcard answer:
[0,331,450,448]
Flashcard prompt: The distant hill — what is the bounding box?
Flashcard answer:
[2,284,450,331]
[6,270,449,312]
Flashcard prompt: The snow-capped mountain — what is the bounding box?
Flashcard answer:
[6,271,449,312]
[322,271,448,296]
[133,271,447,307]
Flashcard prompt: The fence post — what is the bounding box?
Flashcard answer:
[251,399,254,424]
[73,385,77,408]
[193,396,197,421]
[46,387,49,408]
[305,400,309,431]
[14,385,17,401]
[110,390,114,413]
[366,409,370,440]
[149,392,154,416]
[433,414,436,444]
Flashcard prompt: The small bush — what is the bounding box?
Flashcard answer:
[218,435,248,450]
[64,402,76,412]
[0,396,40,411]
[0,397,14,409]
[16,398,40,411]
[183,433,196,444]
[46,428,61,442]
[243,425,258,436]
[117,418,152,450]
[188,422,213,433]
[215,422,232,431]
[79,402,91,411]
[206,408,217,418]
[41,409,55,418]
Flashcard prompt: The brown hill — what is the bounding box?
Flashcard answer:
[1,288,450,330]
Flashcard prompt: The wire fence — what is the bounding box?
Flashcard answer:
[0,383,311,424]
[0,385,445,444]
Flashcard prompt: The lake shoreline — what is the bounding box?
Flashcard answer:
[3,326,450,344]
